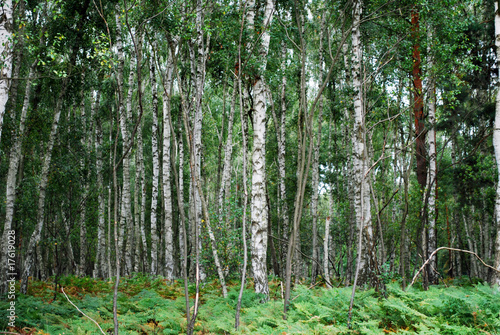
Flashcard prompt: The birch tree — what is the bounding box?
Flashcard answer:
[21,81,68,294]
[0,0,13,142]
[351,0,373,286]
[150,52,160,275]
[250,0,274,297]
[163,53,175,280]
[0,63,35,294]
[427,28,438,285]
[493,0,500,286]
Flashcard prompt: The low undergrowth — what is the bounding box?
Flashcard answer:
[1,275,500,334]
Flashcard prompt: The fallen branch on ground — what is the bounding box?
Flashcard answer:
[61,287,106,335]
[408,247,500,289]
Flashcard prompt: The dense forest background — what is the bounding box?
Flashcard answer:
[1,0,500,332]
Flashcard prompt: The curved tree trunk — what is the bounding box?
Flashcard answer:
[1,64,35,294]
[21,81,68,294]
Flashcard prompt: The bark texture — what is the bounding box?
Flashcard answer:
[0,0,13,142]
[250,0,274,297]
[351,0,373,286]
[21,81,68,294]
[1,64,35,294]
[493,0,500,286]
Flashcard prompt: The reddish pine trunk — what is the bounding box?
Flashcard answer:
[412,6,426,190]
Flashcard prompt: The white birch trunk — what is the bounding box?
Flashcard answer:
[163,57,175,280]
[134,116,145,273]
[324,215,331,288]
[427,28,438,284]
[0,64,35,294]
[114,10,126,275]
[493,0,500,286]
[217,79,237,219]
[93,91,107,278]
[0,0,13,142]
[279,43,289,269]
[21,82,67,294]
[150,53,160,275]
[79,92,91,277]
[178,116,185,270]
[351,0,373,285]
[250,0,274,296]
[311,15,326,281]
[121,64,134,275]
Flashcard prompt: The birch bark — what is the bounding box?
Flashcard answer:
[351,0,373,286]
[150,52,160,275]
[163,55,175,280]
[427,28,438,284]
[21,81,68,294]
[492,0,500,286]
[93,91,107,278]
[0,64,35,294]
[217,79,237,220]
[311,13,326,282]
[0,0,13,142]
[250,0,274,297]
[120,65,135,275]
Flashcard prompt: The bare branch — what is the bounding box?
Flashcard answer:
[61,287,107,335]
[408,247,500,289]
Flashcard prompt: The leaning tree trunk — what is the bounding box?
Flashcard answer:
[21,81,68,294]
[0,64,35,294]
[0,0,13,142]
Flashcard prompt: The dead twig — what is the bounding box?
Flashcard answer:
[408,247,500,289]
[61,287,106,335]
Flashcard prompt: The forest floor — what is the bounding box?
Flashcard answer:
[1,274,499,334]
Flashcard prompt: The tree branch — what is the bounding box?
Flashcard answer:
[61,287,106,335]
[408,247,500,289]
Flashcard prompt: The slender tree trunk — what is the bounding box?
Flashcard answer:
[21,81,68,294]
[114,10,126,276]
[351,0,373,286]
[218,79,237,220]
[0,0,13,142]
[134,114,145,273]
[150,51,160,275]
[311,14,326,282]
[163,55,175,280]
[463,212,478,278]
[178,111,185,274]
[79,89,92,277]
[493,0,500,286]
[121,66,135,275]
[427,28,438,285]
[93,91,106,278]
[235,61,249,328]
[324,215,332,287]
[1,64,35,294]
